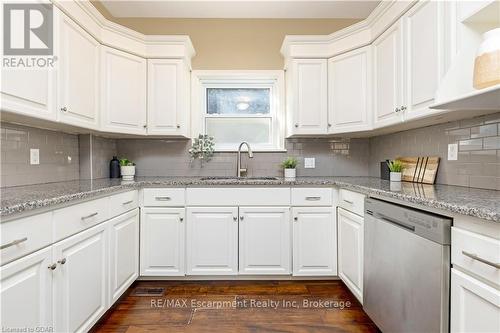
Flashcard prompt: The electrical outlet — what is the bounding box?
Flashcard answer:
[30,148,40,165]
[448,143,458,161]
[304,157,315,169]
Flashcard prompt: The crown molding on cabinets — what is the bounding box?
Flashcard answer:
[280,0,417,60]
[51,0,195,65]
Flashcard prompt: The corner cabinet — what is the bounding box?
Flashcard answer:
[328,46,372,134]
[287,59,328,135]
[373,20,404,129]
[239,207,291,275]
[147,59,190,136]
[57,11,100,129]
[101,46,147,135]
[186,207,238,275]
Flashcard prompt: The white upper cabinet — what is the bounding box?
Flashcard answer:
[402,0,444,121]
[328,46,372,133]
[57,12,100,129]
[186,207,238,275]
[140,207,185,276]
[238,207,291,275]
[292,207,337,276]
[101,46,147,135]
[373,20,404,128]
[288,59,328,135]
[147,59,190,136]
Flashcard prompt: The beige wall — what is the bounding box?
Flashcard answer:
[91,2,359,69]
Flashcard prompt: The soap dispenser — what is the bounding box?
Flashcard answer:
[110,156,120,178]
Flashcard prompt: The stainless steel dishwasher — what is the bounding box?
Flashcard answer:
[364,198,451,333]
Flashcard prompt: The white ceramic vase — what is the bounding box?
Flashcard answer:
[284,168,296,180]
[473,28,500,89]
[120,165,136,180]
[390,172,402,182]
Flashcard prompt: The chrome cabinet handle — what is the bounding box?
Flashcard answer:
[295,124,299,128]
[240,216,244,220]
[462,251,500,269]
[143,124,147,129]
[122,200,134,205]
[294,217,298,221]
[155,196,171,201]
[179,217,184,222]
[233,217,237,221]
[400,106,407,111]
[57,258,67,265]
[48,263,57,270]
[81,212,98,220]
[328,123,332,128]
[343,199,354,204]
[0,237,28,250]
[60,107,68,112]
[176,124,181,129]
[394,107,400,113]
[305,196,321,201]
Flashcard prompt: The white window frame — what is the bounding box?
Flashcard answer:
[191,70,285,152]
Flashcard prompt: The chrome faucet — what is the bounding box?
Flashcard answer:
[237,142,253,177]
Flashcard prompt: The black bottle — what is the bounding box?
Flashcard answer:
[110,156,120,178]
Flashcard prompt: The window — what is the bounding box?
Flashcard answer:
[192,71,285,151]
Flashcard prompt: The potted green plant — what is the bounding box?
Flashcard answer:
[281,157,298,180]
[119,158,136,180]
[387,159,404,182]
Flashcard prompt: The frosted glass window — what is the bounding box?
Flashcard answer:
[206,118,271,144]
[207,88,270,115]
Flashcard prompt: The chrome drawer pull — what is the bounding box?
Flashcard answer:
[305,196,321,201]
[57,258,67,265]
[81,212,98,220]
[343,199,354,204]
[462,251,500,269]
[155,196,171,201]
[122,200,134,205]
[48,263,57,270]
[0,237,28,250]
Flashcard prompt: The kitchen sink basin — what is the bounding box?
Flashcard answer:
[200,176,279,181]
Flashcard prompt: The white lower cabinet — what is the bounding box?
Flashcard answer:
[53,223,108,333]
[0,247,53,330]
[186,207,238,275]
[140,207,185,276]
[292,207,337,276]
[109,209,139,303]
[239,207,291,275]
[451,268,500,333]
[337,207,364,303]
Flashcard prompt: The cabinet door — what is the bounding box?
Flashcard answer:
[109,209,139,303]
[239,207,290,275]
[101,46,147,135]
[57,12,100,129]
[451,268,500,333]
[337,207,363,303]
[0,247,53,330]
[53,223,107,333]
[147,59,189,136]
[290,59,328,135]
[292,207,337,276]
[373,20,404,128]
[403,0,444,121]
[186,207,238,275]
[328,46,372,134]
[140,207,185,276]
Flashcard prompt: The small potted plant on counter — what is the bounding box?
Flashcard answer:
[281,157,298,180]
[119,158,136,180]
[387,159,404,182]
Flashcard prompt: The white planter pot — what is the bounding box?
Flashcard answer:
[390,172,402,182]
[284,168,296,180]
[120,165,136,180]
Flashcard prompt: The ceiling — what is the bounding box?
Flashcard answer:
[98,0,381,19]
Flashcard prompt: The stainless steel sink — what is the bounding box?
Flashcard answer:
[200,176,279,181]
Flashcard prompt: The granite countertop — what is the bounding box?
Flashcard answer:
[1,176,500,223]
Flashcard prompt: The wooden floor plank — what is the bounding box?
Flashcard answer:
[91,280,379,333]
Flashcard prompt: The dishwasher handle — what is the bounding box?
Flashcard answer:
[377,213,416,232]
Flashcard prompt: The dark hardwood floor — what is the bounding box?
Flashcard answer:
[92,280,379,333]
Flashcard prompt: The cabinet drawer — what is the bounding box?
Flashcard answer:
[452,227,500,286]
[109,190,138,217]
[338,189,365,216]
[53,197,109,241]
[186,188,290,206]
[143,188,185,206]
[292,188,333,206]
[1,212,53,265]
